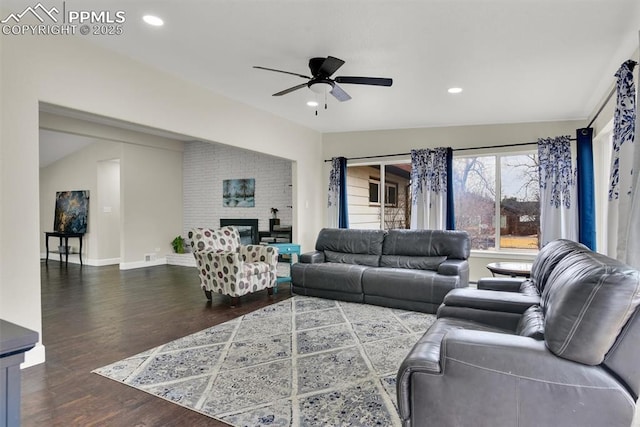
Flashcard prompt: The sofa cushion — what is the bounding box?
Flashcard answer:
[315,228,385,267]
[379,255,447,270]
[362,268,459,304]
[291,262,370,294]
[541,250,640,365]
[515,305,544,340]
[382,229,470,260]
[325,250,381,267]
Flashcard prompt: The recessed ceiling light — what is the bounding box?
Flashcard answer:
[307,101,319,107]
[143,15,164,26]
[448,87,463,94]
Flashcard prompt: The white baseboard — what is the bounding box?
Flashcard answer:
[92,257,121,266]
[40,253,120,266]
[21,342,46,368]
[119,257,167,270]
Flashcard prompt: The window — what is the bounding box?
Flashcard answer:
[453,152,539,250]
[369,180,380,204]
[386,183,397,207]
[368,179,399,207]
[347,164,411,230]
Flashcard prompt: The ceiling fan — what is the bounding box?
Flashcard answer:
[253,56,393,102]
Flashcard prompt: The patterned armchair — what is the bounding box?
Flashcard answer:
[188,226,278,305]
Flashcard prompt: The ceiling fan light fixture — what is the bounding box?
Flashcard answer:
[306,101,319,107]
[448,87,463,94]
[309,81,333,94]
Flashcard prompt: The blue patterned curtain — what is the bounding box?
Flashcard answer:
[328,157,349,228]
[410,148,451,230]
[538,135,578,246]
[576,127,596,250]
[608,60,638,267]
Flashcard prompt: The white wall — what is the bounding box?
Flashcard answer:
[39,113,187,267]
[323,120,585,281]
[0,35,323,367]
[97,160,121,261]
[120,143,184,267]
[183,141,292,235]
[39,140,122,263]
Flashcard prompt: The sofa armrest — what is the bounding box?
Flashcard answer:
[239,244,278,266]
[193,250,244,295]
[398,328,635,426]
[299,251,325,264]
[437,259,466,275]
[442,288,540,314]
[437,259,469,287]
[477,277,526,291]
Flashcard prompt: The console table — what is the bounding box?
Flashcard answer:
[45,232,84,266]
[0,320,38,427]
[269,243,300,293]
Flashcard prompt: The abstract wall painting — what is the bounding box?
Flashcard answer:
[223,178,255,207]
[54,190,89,233]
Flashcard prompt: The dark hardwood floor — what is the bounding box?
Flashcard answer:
[21,261,292,426]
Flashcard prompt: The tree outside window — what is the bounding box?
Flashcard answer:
[453,153,539,250]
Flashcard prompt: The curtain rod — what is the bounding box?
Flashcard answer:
[326,58,638,164]
[323,138,576,162]
[586,59,637,129]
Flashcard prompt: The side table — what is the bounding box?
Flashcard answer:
[45,232,84,266]
[268,243,300,294]
[486,261,533,278]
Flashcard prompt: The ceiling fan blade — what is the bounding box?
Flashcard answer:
[273,83,308,96]
[253,66,310,79]
[319,56,345,77]
[330,84,352,102]
[335,76,393,86]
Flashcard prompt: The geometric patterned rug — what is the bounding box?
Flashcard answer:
[93,296,436,426]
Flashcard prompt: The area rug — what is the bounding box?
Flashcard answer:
[93,296,435,426]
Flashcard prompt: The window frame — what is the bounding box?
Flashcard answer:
[453,149,539,252]
[369,178,399,208]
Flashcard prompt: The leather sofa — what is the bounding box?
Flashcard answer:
[291,228,470,313]
[437,238,588,329]
[397,246,640,427]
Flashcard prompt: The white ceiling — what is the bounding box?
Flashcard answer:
[39,129,98,168]
[73,0,639,134]
[17,0,638,160]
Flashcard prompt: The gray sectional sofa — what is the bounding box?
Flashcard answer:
[398,244,640,427]
[291,228,470,313]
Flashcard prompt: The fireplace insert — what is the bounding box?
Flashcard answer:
[219,218,259,245]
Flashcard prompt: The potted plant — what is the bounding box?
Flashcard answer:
[271,207,279,219]
[171,236,185,254]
